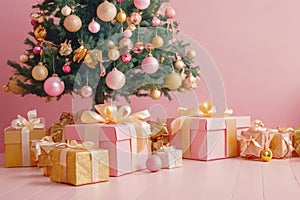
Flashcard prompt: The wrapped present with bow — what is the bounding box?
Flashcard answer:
[293,129,300,155]
[49,112,75,142]
[269,127,293,159]
[50,140,109,186]
[149,118,170,152]
[156,146,183,169]
[65,103,151,177]
[239,120,274,159]
[4,110,47,167]
[169,101,251,161]
[31,136,56,176]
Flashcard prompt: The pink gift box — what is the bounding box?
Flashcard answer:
[168,116,251,161]
[65,123,151,176]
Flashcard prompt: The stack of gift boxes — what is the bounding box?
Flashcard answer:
[3,103,300,186]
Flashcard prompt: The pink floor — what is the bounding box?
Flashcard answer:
[1,154,300,200]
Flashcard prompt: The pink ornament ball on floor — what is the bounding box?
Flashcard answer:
[146,155,161,172]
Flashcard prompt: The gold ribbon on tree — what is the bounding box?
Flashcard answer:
[10,110,45,166]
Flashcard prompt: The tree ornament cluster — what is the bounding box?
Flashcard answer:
[5,0,200,102]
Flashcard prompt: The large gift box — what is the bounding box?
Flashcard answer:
[66,123,151,176]
[50,143,109,186]
[4,110,46,167]
[169,116,251,161]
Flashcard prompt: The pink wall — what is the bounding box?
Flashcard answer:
[1,0,300,152]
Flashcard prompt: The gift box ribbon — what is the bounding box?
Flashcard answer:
[171,102,236,158]
[10,110,45,166]
[57,141,101,183]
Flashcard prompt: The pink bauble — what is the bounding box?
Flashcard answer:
[116,0,123,2]
[146,155,161,172]
[141,56,159,74]
[165,7,176,19]
[33,46,42,54]
[62,63,71,74]
[81,85,93,97]
[134,0,150,10]
[43,75,65,97]
[122,52,132,63]
[88,20,100,33]
[128,12,142,25]
[106,68,126,90]
[31,20,37,25]
[123,29,132,38]
[152,17,161,26]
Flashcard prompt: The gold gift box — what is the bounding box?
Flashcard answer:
[50,148,109,186]
[4,128,46,167]
[38,143,57,176]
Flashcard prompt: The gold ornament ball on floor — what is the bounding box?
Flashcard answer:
[152,36,164,48]
[149,88,162,100]
[97,1,117,22]
[63,14,82,32]
[261,148,273,162]
[32,62,48,81]
[164,72,182,90]
[8,76,26,94]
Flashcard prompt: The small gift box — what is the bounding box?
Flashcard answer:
[49,112,75,142]
[293,129,300,155]
[66,103,151,177]
[156,146,182,169]
[269,128,293,159]
[4,110,46,167]
[31,136,56,176]
[50,141,109,186]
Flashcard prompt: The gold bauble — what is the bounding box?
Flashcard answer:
[164,72,182,90]
[198,100,213,115]
[32,62,49,81]
[8,75,26,94]
[174,60,185,70]
[187,49,197,60]
[119,37,133,49]
[182,74,198,90]
[108,48,120,61]
[61,5,72,16]
[261,148,273,162]
[152,36,164,48]
[19,54,29,63]
[116,9,127,23]
[2,84,10,92]
[97,1,117,22]
[149,88,162,100]
[63,14,82,32]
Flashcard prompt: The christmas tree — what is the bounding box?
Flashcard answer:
[3,0,200,104]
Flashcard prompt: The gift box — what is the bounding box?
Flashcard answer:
[293,130,300,155]
[31,137,56,176]
[66,123,151,176]
[269,129,293,159]
[156,146,182,169]
[4,110,46,167]
[49,112,75,142]
[169,116,251,161]
[50,144,109,186]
